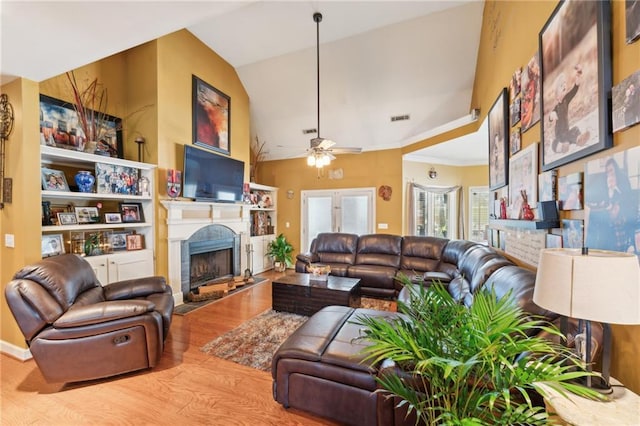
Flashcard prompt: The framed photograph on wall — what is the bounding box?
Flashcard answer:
[538,170,557,202]
[539,0,612,171]
[561,219,584,249]
[612,69,640,133]
[584,145,640,255]
[521,52,541,132]
[510,128,521,155]
[488,88,509,190]
[192,75,230,155]
[626,0,640,44]
[557,172,583,210]
[546,233,563,248]
[509,142,538,212]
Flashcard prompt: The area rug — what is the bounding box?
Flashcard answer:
[201,309,307,371]
[200,297,395,372]
[173,277,266,315]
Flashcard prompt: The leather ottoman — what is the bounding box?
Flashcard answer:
[272,305,397,426]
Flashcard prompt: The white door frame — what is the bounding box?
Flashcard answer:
[300,187,376,252]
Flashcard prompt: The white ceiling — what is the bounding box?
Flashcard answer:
[0,0,487,166]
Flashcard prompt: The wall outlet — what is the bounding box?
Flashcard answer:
[377,223,388,230]
[5,234,15,248]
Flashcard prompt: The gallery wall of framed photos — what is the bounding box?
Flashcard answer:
[484,0,640,268]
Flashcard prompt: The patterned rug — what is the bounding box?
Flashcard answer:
[200,297,395,372]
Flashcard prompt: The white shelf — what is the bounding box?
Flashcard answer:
[41,145,155,170]
[42,222,152,232]
[42,190,152,201]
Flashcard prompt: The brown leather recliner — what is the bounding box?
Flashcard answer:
[5,254,174,383]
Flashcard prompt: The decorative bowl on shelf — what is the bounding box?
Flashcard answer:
[307,263,331,281]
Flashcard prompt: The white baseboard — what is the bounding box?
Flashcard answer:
[0,340,32,360]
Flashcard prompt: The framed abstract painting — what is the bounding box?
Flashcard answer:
[192,75,231,155]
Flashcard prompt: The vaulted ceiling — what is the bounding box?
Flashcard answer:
[1,1,487,165]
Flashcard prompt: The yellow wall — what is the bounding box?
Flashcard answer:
[153,30,250,280]
[0,78,42,349]
[259,148,403,254]
[469,0,640,392]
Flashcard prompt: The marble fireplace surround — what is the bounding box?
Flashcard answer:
[161,201,251,305]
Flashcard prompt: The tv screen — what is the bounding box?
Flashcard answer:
[183,145,244,202]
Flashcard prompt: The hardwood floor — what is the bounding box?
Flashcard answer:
[0,272,338,425]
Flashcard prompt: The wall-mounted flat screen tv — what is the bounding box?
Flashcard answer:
[183,145,244,202]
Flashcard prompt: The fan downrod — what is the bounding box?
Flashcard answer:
[313,12,322,23]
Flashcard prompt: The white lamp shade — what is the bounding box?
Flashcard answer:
[534,248,640,324]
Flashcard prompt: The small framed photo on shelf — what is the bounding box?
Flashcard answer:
[126,233,144,251]
[95,163,140,195]
[104,213,122,224]
[41,234,65,258]
[41,168,69,192]
[57,212,78,226]
[75,206,100,224]
[108,231,129,251]
[70,231,85,255]
[120,202,144,223]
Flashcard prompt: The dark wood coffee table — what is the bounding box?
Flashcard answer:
[272,273,361,316]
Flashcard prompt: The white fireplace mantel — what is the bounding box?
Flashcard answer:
[161,200,251,305]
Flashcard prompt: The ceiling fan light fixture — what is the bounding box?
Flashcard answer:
[307,154,316,166]
[322,154,331,166]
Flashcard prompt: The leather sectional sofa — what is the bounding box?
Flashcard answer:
[277,233,602,426]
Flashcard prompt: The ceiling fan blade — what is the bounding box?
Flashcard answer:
[330,147,362,154]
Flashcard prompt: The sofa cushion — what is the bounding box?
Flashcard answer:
[314,233,359,266]
[400,236,448,272]
[354,234,402,268]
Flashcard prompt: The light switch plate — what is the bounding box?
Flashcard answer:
[5,233,15,247]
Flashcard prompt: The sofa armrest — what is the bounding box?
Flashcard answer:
[296,252,319,265]
[53,300,156,328]
[104,276,169,300]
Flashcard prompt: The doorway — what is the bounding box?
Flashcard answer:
[300,188,375,251]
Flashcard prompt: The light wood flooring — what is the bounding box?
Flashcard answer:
[1,272,338,425]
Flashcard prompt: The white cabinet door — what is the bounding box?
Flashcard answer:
[251,236,265,273]
[84,250,154,285]
[85,256,109,285]
[108,249,154,282]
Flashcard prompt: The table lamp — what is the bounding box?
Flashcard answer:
[534,248,640,392]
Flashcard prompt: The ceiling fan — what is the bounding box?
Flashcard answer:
[306,12,361,169]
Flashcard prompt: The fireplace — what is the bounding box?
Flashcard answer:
[180,224,241,298]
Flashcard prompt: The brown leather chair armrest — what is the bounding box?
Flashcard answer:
[104,276,169,300]
[53,300,156,328]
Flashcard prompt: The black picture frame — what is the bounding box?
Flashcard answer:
[192,75,231,155]
[119,202,144,223]
[488,88,509,190]
[39,94,123,159]
[539,0,612,171]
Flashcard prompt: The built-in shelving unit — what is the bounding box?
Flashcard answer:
[40,145,157,283]
[248,183,278,273]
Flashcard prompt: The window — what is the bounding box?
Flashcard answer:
[469,186,489,243]
[411,186,458,239]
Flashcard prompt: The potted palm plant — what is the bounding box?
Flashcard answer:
[354,277,603,425]
[266,233,294,272]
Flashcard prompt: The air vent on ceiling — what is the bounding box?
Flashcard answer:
[302,128,317,135]
[390,114,410,122]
